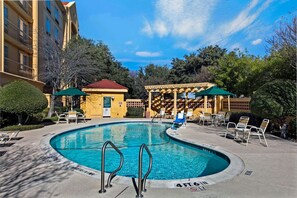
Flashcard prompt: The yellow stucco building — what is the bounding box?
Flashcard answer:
[0,0,78,90]
[81,79,128,118]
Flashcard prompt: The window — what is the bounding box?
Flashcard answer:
[19,52,29,71]
[46,18,51,35]
[4,6,8,32]
[54,27,59,43]
[18,17,28,41]
[46,0,51,12]
[54,7,59,24]
[4,45,8,67]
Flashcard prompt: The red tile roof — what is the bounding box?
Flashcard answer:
[62,2,69,5]
[85,79,128,90]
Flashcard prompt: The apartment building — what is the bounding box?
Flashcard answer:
[0,0,78,90]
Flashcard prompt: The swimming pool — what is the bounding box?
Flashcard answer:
[50,122,230,180]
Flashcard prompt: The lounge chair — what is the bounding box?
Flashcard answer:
[186,109,193,120]
[77,112,86,123]
[55,111,67,124]
[172,113,186,128]
[225,116,250,139]
[244,119,269,147]
[67,111,78,124]
[0,131,20,145]
[199,112,213,125]
[160,108,166,118]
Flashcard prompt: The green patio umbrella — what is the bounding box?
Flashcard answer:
[196,86,234,113]
[195,86,234,96]
[54,87,88,110]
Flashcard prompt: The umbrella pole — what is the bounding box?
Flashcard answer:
[228,95,230,111]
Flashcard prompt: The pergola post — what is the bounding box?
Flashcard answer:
[214,96,217,114]
[173,89,177,116]
[185,92,188,110]
[228,95,230,111]
[148,91,152,111]
[204,96,208,112]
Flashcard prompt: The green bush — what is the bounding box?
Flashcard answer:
[0,80,48,124]
[250,79,296,121]
[229,112,266,129]
[1,124,44,131]
[288,118,296,139]
[126,107,144,118]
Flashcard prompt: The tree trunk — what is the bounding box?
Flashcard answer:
[17,114,22,125]
[47,90,56,118]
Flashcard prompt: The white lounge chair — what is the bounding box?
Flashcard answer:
[77,112,86,123]
[225,116,250,139]
[67,111,78,124]
[245,119,269,147]
[199,112,213,125]
[0,131,20,145]
[55,111,67,124]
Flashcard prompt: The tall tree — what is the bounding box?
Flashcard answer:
[267,17,296,72]
[169,45,226,83]
[210,50,266,96]
[39,35,99,116]
[131,64,171,99]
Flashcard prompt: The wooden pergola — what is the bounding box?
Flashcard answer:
[145,82,216,117]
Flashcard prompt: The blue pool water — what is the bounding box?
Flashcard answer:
[50,122,229,180]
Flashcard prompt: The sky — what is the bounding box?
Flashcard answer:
[75,0,296,71]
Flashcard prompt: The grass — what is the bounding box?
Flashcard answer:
[1,124,44,131]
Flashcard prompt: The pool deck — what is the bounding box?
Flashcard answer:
[1,118,296,198]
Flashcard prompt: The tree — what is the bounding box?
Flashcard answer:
[210,50,266,96]
[0,80,48,124]
[267,16,296,77]
[250,79,296,124]
[131,64,171,99]
[39,35,100,117]
[169,45,226,83]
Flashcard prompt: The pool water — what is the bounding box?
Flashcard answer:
[50,122,229,180]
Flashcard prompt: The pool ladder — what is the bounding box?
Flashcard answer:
[99,141,153,198]
[99,141,124,193]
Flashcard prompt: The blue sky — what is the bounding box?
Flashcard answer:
[75,0,296,71]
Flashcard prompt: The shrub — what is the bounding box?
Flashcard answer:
[0,80,48,124]
[1,124,44,131]
[250,79,296,122]
[229,112,274,133]
[229,112,264,127]
[126,107,144,118]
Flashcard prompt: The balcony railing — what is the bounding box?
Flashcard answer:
[16,0,32,17]
[4,18,32,50]
[4,57,34,79]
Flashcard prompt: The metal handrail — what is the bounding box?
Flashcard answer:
[99,141,124,194]
[136,144,153,198]
[151,113,160,123]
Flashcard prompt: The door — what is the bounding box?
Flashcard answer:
[103,97,111,117]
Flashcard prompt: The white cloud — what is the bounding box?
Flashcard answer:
[125,41,133,45]
[135,51,162,57]
[142,0,218,38]
[251,38,262,45]
[205,0,272,45]
[142,20,153,36]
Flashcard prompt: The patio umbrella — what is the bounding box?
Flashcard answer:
[195,86,234,97]
[54,87,88,110]
[196,86,234,113]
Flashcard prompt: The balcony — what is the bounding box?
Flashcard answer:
[4,57,34,80]
[16,0,32,17]
[4,18,32,51]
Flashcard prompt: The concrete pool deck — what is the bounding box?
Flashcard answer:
[0,118,296,198]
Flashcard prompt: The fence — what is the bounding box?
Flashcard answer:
[222,98,251,112]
